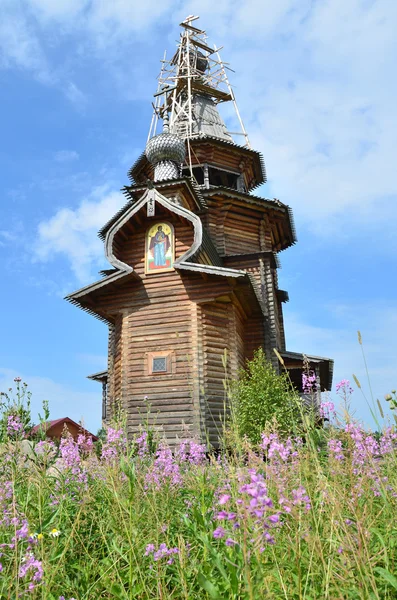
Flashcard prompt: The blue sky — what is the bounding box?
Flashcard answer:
[1,0,396,433]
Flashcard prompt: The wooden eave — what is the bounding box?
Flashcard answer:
[124,177,207,210]
[223,251,280,270]
[65,271,136,323]
[65,264,264,323]
[188,137,266,190]
[87,370,108,383]
[203,187,297,251]
[280,351,334,392]
[98,178,205,242]
[276,289,289,303]
[128,137,266,191]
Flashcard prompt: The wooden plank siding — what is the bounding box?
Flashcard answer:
[69,142,297,446]
[201,301,231,446]
[97,196,282,444]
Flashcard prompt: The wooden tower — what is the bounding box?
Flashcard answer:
[66,16,333,445]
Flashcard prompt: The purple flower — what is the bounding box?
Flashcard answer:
[268,514,280,523]
[213,527,226,539]
[319,401,335,419]
[146,543,179,562]
[216,511,229,520]
[336,379,354,395]
[19,552,43,582]
[101,427,127,463]
[175,439,206,465]
[328,439,344,461]
[7,414,24,437]
[219,494,230,505]
[135,431,148,458]
[225,538,237,547]
[302,371,317,394]
[145,544,155,556]
[145,444,182,489]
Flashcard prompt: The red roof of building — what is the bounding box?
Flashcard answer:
[30,417,98,441]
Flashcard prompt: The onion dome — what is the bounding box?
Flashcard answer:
[145,114,186,181]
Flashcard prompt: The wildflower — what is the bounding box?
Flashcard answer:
[328,439,344,461]
[135,431,148,457]
[268,514,280,523]
[145,544,155,556]
[216,510,229,520]
[302,371,317,393]
[145,444,182,489]
[37,533,44,540]
[319,401,335,419]
[19,552,43,582]
[336,379,354,395]
[7,414,24,437]
[175,439,206,465]
[49,528,61,538]
[14,377,22,383]
[213,527,226,539]
[145,543,179,562]
[219,494,230,505]
[225,538,237,546]
[101,427,127,463]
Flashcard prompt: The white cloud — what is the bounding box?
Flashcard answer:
[0,1,51,82]
[54,150,79,163]
[175,1,397,227]
[0,367,102,433]
[34,185,124,283]
[64,82,87,109]
[2,0,397,229]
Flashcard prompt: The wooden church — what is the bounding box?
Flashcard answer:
[66,17,333,446]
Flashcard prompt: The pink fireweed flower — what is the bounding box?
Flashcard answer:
[319,401,335,419]
[214,470,282,548]
[19,552,43,582]
[145,543,179,562]
[328,439,344,461]
[213,527,226,539]
[261,433,299,462]
[336,379,354,395]
[175,439,206,465]
[219,494,231,505]
[7,414,24,437]
[135,431,148,457]
[101,427,127,463]
[225,538,237,547]
[302,371,317,393]
[379,428,397,455]
[145,444,182,489]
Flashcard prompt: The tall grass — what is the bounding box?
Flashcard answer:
[1,378,397,599]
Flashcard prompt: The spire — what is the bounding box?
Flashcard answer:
[145,112,186,182]
[147,16,250,149]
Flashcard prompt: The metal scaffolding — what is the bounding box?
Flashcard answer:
[147,15,251,152]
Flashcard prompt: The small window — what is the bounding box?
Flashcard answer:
[152,356,167,373]
[146,351,174,376]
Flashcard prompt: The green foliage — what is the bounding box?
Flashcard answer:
[0,379,34,441]
[231,348,301,443]
[1,378,397,599]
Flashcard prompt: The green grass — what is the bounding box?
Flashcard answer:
[1,409,397,600]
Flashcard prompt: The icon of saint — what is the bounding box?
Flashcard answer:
[149,225,170,266]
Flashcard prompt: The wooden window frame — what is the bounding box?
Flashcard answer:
[146,351,175,376]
